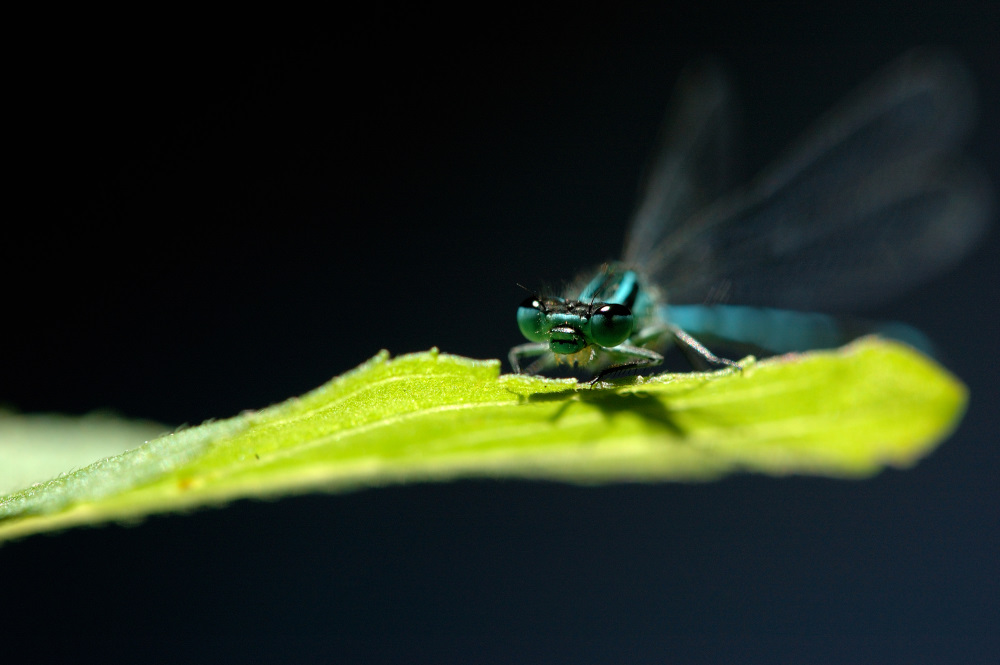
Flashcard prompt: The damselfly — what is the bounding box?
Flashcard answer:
[510,50,991,383]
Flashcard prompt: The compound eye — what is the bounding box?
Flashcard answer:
[590,303,633,347]
[516,298,548,342]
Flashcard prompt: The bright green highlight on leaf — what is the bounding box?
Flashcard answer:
[0,411,168,496]
[0,338,967,543]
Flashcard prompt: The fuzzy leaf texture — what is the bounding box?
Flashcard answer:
[0,338,967,543]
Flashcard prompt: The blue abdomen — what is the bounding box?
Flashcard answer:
[662,305,933,355]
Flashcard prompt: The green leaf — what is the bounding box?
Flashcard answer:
[0,338,966,543]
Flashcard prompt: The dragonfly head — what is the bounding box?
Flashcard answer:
[517,297,634,354]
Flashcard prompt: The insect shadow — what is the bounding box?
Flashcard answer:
[524,377,724,438]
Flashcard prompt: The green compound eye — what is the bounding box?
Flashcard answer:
[516,298,548,342]
[590,303,633,348]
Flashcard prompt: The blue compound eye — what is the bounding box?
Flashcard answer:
[516,298,548,342]
[590,303,633,348]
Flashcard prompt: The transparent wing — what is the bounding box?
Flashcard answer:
[633,50,992,312]
[622,59,737,268]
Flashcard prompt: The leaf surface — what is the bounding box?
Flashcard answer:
[0,338,966,543]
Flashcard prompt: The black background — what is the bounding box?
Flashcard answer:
[3,5,998,663]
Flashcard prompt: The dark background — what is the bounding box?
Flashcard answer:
[3,5,998,663]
